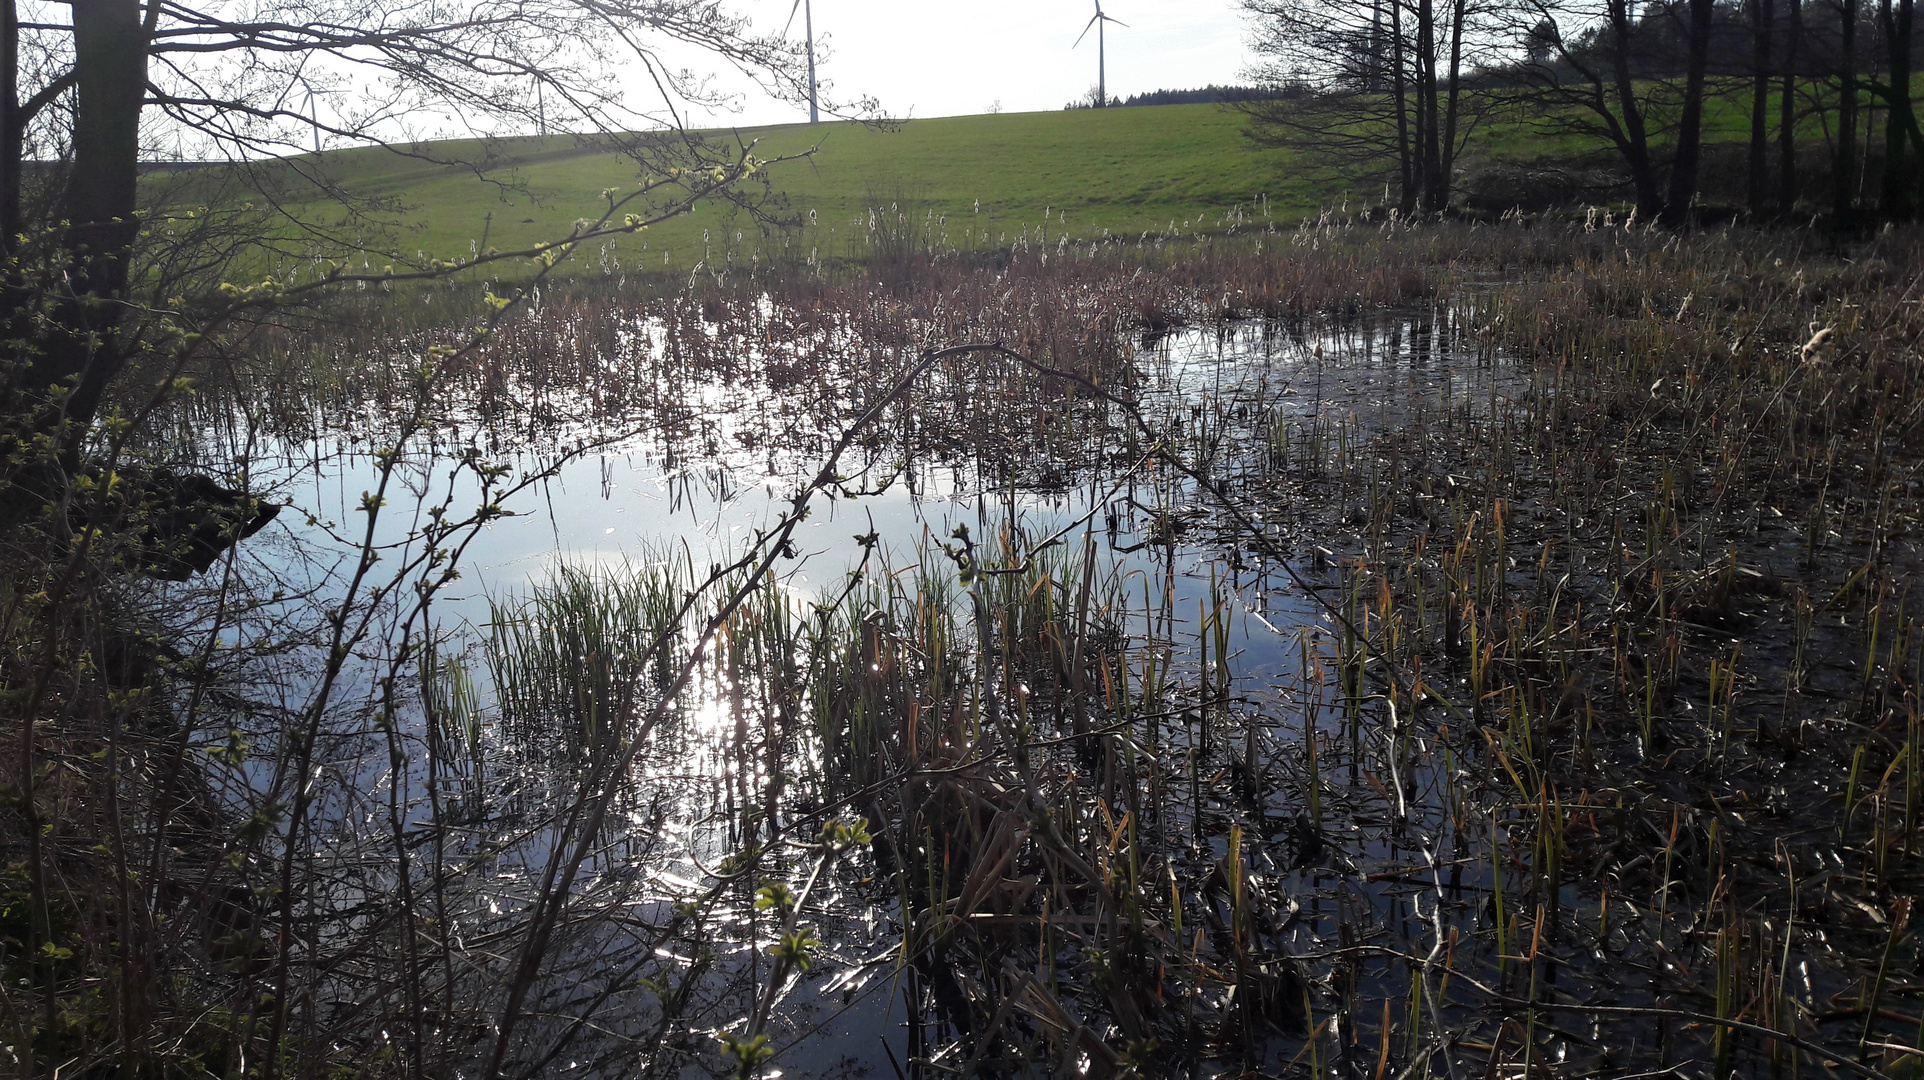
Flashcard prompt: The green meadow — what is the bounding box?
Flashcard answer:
[157,87,1820,277]
[175,104,1325,273]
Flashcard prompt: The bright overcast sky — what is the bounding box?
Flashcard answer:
[687,0,1257,126]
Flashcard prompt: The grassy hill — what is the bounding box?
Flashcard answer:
[190,104,1324,276]
[153,87,1821,279]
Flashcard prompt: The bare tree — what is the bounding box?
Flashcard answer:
[1783,0,1801,206]
[1662,0,1715,222]
[1875,0,1917,216]
[1502,0,1669,218]
[1835,0,1861,220]
[1241,0,1480,213]
[1749,0,1774,213]
[0,0,824,523]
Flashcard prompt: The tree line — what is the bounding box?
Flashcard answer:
[1065,84,1294,109]
[1242,0,1924,223]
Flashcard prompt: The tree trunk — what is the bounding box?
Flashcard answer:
[0,0,146,523]
[1,1,18,251]
[1440,0,1467,204]
[1782,0,1801,208]
[1391,0,1416,211]
[22,0,146,427]
[1609,0,1666,218]
[1665,0,1716,224]
[1837,0,1860,223]
[1750,0,1775,213]
[1881,0,1915,217]
[1418,0,1443,210]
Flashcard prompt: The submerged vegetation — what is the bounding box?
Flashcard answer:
[15,207,1924,1079]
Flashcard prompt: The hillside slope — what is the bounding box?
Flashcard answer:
[157,90,1796,277]
[188,105,1319,273]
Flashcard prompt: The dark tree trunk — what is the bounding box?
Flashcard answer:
[1749,0,1775,213]
[1418,0,1443,210]
[1881,0,1915,217]
[1665,0,1716,224]
[1,1,18,251]
[1440,0,1466,206]
[1782,0,1801,208]
[0,0,147,523]
[1609,0,1666,219]
[1837,0,1860,223]
[21,0,145,426]
[65,5,145,275]
[1391,0,1416,211]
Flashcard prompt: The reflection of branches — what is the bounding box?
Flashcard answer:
[471,339,1318,1077]
[75,154,799,1078]
[943,448,1157,577]
[249,163,665,1080]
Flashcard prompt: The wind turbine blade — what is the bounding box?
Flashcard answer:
[1103,15,1129,26]
[1073,13,1100,47]
[782,0,804,37]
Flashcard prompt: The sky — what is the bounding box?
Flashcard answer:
[683,0,1257,127]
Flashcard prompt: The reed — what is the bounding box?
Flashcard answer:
[486,556,702,760]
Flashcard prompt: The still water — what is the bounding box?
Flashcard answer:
[169,307,1507,1076]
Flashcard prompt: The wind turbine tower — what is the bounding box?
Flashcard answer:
[787,0,820,123]
[1074,1,1127,108]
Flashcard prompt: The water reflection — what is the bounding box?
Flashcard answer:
[161,304,1518,1076]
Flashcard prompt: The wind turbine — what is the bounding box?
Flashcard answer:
[296,78,340,155]
[303,85,324,153]
[785,0,820,123]
[1073,1,1127,108]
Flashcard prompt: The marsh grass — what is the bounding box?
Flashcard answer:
[522,215,1924,1079]
[486,558,698,761]
[763,212,1924,1075]
[721,215,1924,1077]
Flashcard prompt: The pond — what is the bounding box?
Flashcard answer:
[156,295,1698,1079]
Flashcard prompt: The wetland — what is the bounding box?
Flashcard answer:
[16,218,1924,1079]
